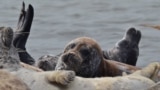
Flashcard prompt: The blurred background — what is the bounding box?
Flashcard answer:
[0,0,160,67]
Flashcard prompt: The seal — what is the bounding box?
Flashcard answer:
[0,25,159,90]
[103,28,141,66]
[37,28,141,71]
[55,37,140,77]
[0,2,159,90]
[13,2,35,65]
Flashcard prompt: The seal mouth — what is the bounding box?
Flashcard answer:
[63,53,82,68]
[55,50,83,72]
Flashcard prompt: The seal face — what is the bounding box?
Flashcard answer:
[104,28,141,66]
[55,37,103,77]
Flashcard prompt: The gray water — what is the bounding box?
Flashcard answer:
[0,0,160,67]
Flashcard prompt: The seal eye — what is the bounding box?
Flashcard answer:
[64,43,76,52]
[80,47,90,56]
[70,43,76,49]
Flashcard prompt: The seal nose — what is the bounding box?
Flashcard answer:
[63,52,75,62]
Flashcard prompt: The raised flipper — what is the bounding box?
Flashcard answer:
[13,2,35,65]
[104,28,141,66]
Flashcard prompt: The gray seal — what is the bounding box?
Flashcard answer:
[103,28,141,66]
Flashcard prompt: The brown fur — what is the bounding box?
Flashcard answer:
[98,60,141,76]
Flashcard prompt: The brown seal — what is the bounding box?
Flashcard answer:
[55,37,140,77]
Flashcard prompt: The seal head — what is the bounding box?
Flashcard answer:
[104,28,141,66]
[55,37,103,77]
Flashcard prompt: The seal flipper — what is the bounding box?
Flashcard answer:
[13,2,35,65]
[105,28,141,66]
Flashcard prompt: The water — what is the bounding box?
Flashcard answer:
[0,0,160,67]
